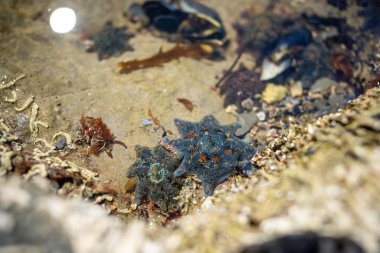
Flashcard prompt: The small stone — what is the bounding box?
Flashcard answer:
[241,98,254,110]
[290,81,303,98]
[262,84,287,104]
[54,135,67,150]
[257,111,266,121]
[236,111,259,136]
[124,178,137,193]
[142,119,152,126]
[225,104,238,114]
[310,77,338,93]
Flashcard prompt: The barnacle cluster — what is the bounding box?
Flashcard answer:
[0,126,99,197]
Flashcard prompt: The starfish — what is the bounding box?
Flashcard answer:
[126,145,181,212]
[167,115,257,196]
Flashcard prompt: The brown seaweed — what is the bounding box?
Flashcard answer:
[177,98,194,112]
[76,116,127,158]
[330,53,354,81]
[118,43,212,74]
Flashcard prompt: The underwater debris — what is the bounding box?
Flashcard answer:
[4,90,17,103]
[260,27,313,81]
[14,95,34,111]
[219,65,265,113]
[177,98,194,112]
[29,103,48,136]
[330,53,354,81]
[76,116,127,158]
[234,13,288,59]
[118,43,212,74]
[86,21,134,60]
[0,74,25,91]
[128,0,226,45]
[126,145,181,213]
[291,43,335,88]
[240,232,365,253]
[232,8,363,89]
[165,115,257,196]
[147,108,161,127]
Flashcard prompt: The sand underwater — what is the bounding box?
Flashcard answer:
[0,0,380,252]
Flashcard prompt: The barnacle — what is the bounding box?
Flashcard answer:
[86,21,134,60]
[126,145,182,213]
[167,115,257,196]
[76,116,127,158]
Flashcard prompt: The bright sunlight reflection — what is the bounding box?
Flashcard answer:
[49,7,76,34]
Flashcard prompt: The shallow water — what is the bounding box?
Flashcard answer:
[1,1,380,251]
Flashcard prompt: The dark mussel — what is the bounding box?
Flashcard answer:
[128,0,226,45]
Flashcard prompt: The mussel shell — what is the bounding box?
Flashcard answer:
[142,1,187,33]
[140,0,226,42]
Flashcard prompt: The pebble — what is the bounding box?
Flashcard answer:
[262,84,288,104]
[241,98,254,111]
[142,119,152,126]
[236,111,259,136]
[257,111,266,121]
[310,77,338,93]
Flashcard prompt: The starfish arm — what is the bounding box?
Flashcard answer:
[203,182,218,196]
[134,180,148,206]
[201,115,219,125]
[223,123,241,136]
[174,118,191,136]
[174,157,190,177]
[237,160,256,176]
[126,164,147,177]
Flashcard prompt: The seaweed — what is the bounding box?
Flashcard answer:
[177,98,194,112]
[76,116,127,158]
[118,43,213,74]
[219,65,265,113]
[330,53,354,81]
